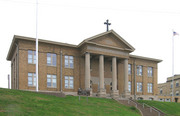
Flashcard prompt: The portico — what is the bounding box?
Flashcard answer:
[80,30,135,98]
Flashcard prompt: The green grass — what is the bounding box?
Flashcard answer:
[138,100,180,116]
[0,88,140,116]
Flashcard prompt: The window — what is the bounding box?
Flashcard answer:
[170,92,172,96]
[128,64,131,75]
[137,65,143,76]
[28,73,36,86]
[147,67,153,77]
[128,81,131,92]
[165,99,171,102]
[47,53,56,66]
[65,76,74,89]
[28,50,36,64]
[160,89,163,94]
[137,82,142,92]
[171,82,173,88]
[65,56,74,68]
[176,81,179,87]
[47,74,56,88]
[147,83,153,93]
[176,91,179,96]
[110,82,112,90]
[159,99,164,102]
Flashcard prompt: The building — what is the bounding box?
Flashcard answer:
[158,75,180,102]
[7,30,162,99]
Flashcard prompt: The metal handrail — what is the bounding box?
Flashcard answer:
[142,103,161,116]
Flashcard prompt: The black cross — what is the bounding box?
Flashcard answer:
[104,19,111,32]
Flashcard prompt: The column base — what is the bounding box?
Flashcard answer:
[97,88,106,97]
[122,91,131,98]
[110,90,119,98]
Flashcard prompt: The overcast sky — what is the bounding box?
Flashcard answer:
[0,0,180,88]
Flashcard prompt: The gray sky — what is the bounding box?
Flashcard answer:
[0,0,180,88]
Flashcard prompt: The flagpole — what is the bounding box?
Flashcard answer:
[172,31,174,102]
[36,0,39,92]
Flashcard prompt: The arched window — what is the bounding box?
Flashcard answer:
[176,81,179,87]
[176,91,179,96]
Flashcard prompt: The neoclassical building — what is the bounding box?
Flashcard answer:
[7,30,161,99]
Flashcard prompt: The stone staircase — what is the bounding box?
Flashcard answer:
[115,99,165,116]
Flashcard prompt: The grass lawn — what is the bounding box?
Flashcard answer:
[0,88,140,116]
[138,100,180,116]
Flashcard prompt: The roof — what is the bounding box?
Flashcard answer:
[78,30,135,52]
[7,30,162,63]
[6,35,77,60]
[130,54,162,63]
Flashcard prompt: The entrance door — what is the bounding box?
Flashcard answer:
[175,98,178,103]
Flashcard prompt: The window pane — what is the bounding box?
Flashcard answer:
[47,82,51,87]
[65,80,68,84]
[52,79,56,83]
[28,77,32,81]
[70,60,73,68]
[69,56,73,60]
[47,78,51,82]
[65,56,68,59]
[65,76,68,79]
[70,77,73,80]
[65,60,68,67]
[65,83,68,88]
[28,73,32,76]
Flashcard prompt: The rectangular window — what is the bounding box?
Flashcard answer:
[28,73,36,86]
[65,76,74,89]
[65,55,74,68]
[147,83,153,93]
[47,74,56,88]
[160,89,163,94]
[137,65,143,76]
[28,50,36,64]
[148,67,153,77]
[128,64,131,75]
[47,53,56,66]
[171,82,173,88]
[128,81,131,92]
[137,82,142,92]
[176,81,179,87]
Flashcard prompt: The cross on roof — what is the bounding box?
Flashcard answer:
[104,19,111,32]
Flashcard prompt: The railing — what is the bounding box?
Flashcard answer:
[128,99,161,116]
[142,103,161,116]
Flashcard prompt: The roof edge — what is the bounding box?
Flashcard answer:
[130,54,162,63]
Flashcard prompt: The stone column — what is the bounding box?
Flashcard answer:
[111,57,119,98]
[85,52,90,90]
[124,59,130,97]
[97,55,106,97]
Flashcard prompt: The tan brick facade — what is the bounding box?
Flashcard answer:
[158,75,180,102]
[7,30,161,100]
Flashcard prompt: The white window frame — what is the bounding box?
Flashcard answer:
[137,65,143,76]
[147,83,153,93]
[65,76,74,89]
[128,64,132,75]
[28,73,36,86]
[128,81,131,92]
[28,50,36,64]
[47,53,56,66]
[147,67,153,77]
[65,55,74,68]
[137,82,142,92]
[47,74,57,88]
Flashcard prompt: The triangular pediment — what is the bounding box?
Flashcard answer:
[78,30,135,52]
